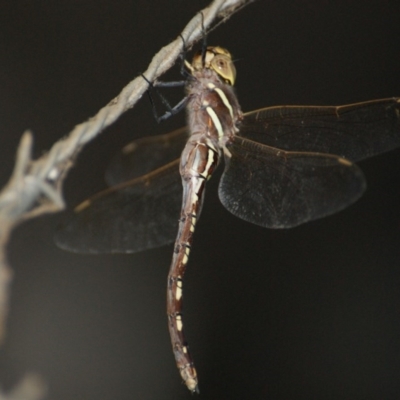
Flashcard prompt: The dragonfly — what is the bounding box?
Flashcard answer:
[55,45,400,393]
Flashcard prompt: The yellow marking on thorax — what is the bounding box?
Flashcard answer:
[207,82,234,118]
[205,106,224,138]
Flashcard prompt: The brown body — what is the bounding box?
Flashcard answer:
[166,47,242,392]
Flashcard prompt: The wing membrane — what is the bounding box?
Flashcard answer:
[219,136,366,228]
[106,127,188,186]
[57,98,400,251]
[56,160,182,253]
[240,98,400,161]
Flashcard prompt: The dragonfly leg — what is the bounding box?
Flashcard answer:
[141,74,188,122]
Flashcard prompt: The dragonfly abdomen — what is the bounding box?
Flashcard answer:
[167,135,220,393]
[166,47,244,393]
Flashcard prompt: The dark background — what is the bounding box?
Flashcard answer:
[1,1,400,399]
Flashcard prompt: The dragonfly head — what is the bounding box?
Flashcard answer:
[187,46,236,86]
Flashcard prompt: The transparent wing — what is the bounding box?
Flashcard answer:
[56,98,399,252]
[105,127,188,186]
[219,136,366,228]
[55,160,182,254]
[240,98,400,161]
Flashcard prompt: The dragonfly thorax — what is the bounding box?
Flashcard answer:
[185,51,243,149]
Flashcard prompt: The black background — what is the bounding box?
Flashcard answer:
[1,1,400,399]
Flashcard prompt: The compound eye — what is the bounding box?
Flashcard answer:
[215,58,227,71]
[211,55,236,85]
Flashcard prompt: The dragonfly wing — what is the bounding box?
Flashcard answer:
[106,127,188,186]
[240,98,400,162]
[55,160,182,254]
[219,136,366,228]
